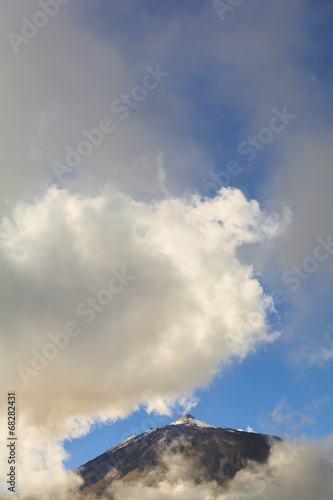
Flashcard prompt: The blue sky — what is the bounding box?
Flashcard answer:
[64,337,333,471]
[1,0,333,495]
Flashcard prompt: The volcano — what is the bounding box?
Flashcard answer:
[76,414,281,498]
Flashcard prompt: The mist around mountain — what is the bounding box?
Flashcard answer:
[2,414,332,499]
[71,414,332,500]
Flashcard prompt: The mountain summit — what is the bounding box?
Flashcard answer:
[170,413,217,428]
[76,414,280,497]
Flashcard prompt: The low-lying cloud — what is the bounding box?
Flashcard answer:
[5,435,333,499]
[104,436,333,500]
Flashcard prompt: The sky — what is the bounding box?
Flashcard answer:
[0,0,333,497]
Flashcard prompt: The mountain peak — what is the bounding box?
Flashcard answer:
[76,416,281,496]
[171,413,216,428]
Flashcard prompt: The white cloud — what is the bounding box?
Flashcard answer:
[266,396,330,436]
[271,397,315,432]
[309,347,333,366]
[100,436,333,500]
[0,185,284,494]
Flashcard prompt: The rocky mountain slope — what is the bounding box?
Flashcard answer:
[76,414,281,498]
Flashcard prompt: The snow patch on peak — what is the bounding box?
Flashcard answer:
[171,414,216,428]
[109,434,137,452]
[237,426,257,433]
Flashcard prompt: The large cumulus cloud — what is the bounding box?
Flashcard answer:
[1,185,285,494]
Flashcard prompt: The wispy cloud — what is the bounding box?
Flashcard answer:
[269,396,330,435]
